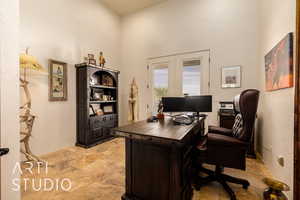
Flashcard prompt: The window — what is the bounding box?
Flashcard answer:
[182,60,201,96]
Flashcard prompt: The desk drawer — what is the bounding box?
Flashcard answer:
[92,128,103,139]
[182,158,193,187]
[182,146,193,187]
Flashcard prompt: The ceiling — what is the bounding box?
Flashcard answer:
[101,0,167,16]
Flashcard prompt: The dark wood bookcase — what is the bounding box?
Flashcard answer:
[75,63,120,148]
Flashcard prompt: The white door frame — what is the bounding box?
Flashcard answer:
[147,50,211,114]
[0,1,20,200]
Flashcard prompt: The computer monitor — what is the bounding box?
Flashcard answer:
[162,97,186,112]
[185,95,212,113]
[162,96,212,113]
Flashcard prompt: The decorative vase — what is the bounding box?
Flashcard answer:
[263,178,289,200]
[157,113,164,119]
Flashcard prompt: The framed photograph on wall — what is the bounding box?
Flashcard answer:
[221,65,241,88]
[49,59,68,101]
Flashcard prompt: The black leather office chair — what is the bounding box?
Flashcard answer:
[193,89,260,200]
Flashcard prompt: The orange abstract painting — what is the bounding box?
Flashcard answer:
[265,33,294,91]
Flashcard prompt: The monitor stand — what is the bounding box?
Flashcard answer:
[196,112,208,120]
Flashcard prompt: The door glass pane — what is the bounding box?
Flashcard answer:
[182,62,201,96]
[153,67,168,113]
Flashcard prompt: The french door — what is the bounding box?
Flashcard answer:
[147,51,210,115]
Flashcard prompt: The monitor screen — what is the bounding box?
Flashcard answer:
[162,97,186,112]
[162,96,212,113]
[185,96,212,112]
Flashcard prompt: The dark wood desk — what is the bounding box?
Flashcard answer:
[114,117,205,200]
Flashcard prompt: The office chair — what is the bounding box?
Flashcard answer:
[193,89,260,200]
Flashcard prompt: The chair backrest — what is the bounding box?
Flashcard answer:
[233,89,260,142]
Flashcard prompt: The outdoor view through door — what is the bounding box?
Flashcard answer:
[148,51,210,115]
[153,66,169,113]
[183,60,201,96]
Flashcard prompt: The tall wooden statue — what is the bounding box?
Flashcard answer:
[128,78,139,122]
[19,48,45,163]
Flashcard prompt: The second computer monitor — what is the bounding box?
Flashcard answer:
[185,95,212,112]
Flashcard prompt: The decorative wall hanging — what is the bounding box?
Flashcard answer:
[49,59,68,101]
[221,65,241,88]
[128,78,139,122]
[19,48,45,163]
[265,32,294,91]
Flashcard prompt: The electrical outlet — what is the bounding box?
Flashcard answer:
[277,156,284,167]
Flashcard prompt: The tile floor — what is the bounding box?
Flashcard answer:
[21,138,272,200]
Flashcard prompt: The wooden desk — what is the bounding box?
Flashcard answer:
[114,117,205,200]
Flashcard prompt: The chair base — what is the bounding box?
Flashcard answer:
[194,165,250,200]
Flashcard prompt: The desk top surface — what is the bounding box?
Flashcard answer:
[114,117,203,141]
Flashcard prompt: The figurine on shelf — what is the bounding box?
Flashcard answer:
[99,51,106,67]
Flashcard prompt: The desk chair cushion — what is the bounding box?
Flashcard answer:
[207,133,248,149]
[205,133,247,170]
[208,126,233,136]
[232,114,243,138]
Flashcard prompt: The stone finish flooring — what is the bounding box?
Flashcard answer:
[21,138,272,200]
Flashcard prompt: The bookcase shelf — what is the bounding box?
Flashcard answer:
[90,85,117,90]
[90,100,117,104]
[75,63,120,148]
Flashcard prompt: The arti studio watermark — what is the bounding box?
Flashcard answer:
[12,162,72,192]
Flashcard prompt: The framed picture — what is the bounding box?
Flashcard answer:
[221,66,241,88]
[49,59,68,101]
[265,32,294,91]
[103,105,114,114]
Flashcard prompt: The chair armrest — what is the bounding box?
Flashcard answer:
[208,126,233,136]
[208,133,248,149]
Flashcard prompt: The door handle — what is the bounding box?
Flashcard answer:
[0,148,9,156]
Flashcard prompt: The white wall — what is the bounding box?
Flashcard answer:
[120,0,260,125]
[20,0,121,155]
[0,0,20,199]
[257,0,295,199]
